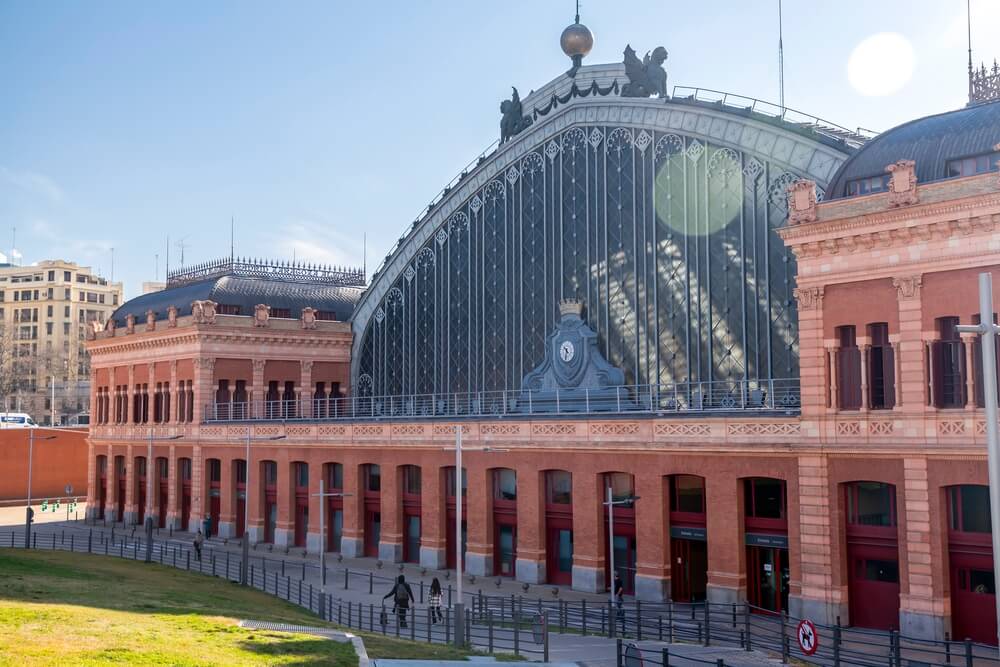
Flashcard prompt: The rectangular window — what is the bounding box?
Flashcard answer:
[365,464,381,492]
[63,322,70,335]
[47,305,52,317]
[836,325,862,410]
[47,271,54,281]
[493,469,517,501]
[64,288,70,300]
[403,465,421,495]
[949,485,991,533]
[946,151,1000,178]
[546,470,572,504]
[270,308,292,319]
[605,472,634,506]
[932,316,966,408]
[670,475,705,514]
[316,310,337,321]
[446,467,467,497]
[744,478,786,519]
[64,305,70,317]
[846,482,896,527]
[845,174,890,196]
[45,322,52,335]
[64,271,71,282]
[328,463,343,490]
[295,463,308,488]
[868,322,895,409]
[217,304,241,315]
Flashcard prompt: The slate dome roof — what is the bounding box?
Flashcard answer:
[827,99,1000,199]
[110,258,366,327]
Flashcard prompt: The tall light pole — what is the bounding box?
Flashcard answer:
[442,427,506,647]
[955,271,1000,649]
[145,430,183,562]
[25,429,56,548]
[603,486,640,611]
[313,478,351,589]
[241,429,285,586]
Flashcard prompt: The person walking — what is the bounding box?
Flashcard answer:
[428,577,443,624]
[614,573,625,632]
[193,529,204,562]
[382,574,415,628]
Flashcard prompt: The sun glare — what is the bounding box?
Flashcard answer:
[847,32,915,97]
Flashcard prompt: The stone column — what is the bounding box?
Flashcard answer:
[274,450,293,547]
[167,444,179,530]
[827,347,839,410]
[340,462,364,558]
[860,344,871,412]
[88,370,98,429]
[789,455,845,625]
[378,463,403,562]
[246,450,264,544]
[515,468,545,584]
[890,335,903,410]
[892,275,925,409]
[634,471,669,602]
[191,357,215,424]
[420,464,447,569]
[963,333,977,409]
[572,472,605,593]
[794,286,826,416]
[126,365,135,424]
[300,360,313,419]
[705,474,744,604]
[924,339,936,407]
[306,456,323,555]
[123,444,137,525]
[899,457,946,639]
[85,439,97,520]
[169,361,178,423]
[190,444,203,532]
[465,465,493,577]
[218,455,235,538]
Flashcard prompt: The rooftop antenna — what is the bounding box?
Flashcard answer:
[967,0,974,103]
[362,232,367,281]
[165,234,170,278]
[110,247,115,282]
[778,0,785,112]
[9,226,14,265]
[155,253,159,281]
[575,0,580,23]
[230,216,235,262]
[176,236,191,268]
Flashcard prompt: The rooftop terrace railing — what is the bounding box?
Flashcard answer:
[204,379,800,423]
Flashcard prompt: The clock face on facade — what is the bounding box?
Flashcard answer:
[559,340,575,362]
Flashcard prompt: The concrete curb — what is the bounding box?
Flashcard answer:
[238,619,370,667]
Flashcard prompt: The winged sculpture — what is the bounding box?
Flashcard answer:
[621,45,668,98]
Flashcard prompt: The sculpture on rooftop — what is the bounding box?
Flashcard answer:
[621,45,668,99]
[500,87,533,145]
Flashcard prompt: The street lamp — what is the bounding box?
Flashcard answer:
[604,486,640,613]
[955,271,1000,650]
[241,429,286,586]
[442,427,507,647]
[145,430,183,562]
[312,479,351,589]
[25,429,57,548]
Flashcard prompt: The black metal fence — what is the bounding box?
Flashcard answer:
[1,529,544,658]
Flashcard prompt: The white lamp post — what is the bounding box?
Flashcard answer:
[442,427,506,646]
[144,429,183,562]
[955,272,1000,649]
[603,484,639,626]
[25,429,56,548]
[312,478,351,589]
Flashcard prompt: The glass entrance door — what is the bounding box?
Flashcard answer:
[365,510,381,557]
[404,515,421,563]
[747,546,789,614]
[671,538,708,602]
[547,526,573,585]
[613,535,637,594]
[495,524,517,576]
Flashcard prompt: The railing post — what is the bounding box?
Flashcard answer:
[668,600,673,643]
[487,610,494,653]
[582,599,587,636]
[964,638,973,667]
[543,610,550,663]
[369,571,373,594]
[704,601,711,646]
[636,599,642,640]
[780,611,789,663]
[616,638,623,667]
[445,606,451,644]
[743,602,751,651]
[344,568,349,590]
[662,647,670,667]
[833,616,841,666]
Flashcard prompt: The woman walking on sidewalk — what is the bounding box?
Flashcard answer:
[428,577,443,624]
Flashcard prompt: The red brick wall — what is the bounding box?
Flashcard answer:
[0,428,88,504]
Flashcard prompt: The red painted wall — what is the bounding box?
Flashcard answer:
[0,428,88,504]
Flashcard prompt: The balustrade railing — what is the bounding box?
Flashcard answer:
[204,379,800,423]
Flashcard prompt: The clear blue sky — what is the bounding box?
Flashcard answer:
[1,1,997,298]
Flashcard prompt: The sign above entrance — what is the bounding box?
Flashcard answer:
[670,526,706,541]
[745,533,789,549]
[796,619,819,656]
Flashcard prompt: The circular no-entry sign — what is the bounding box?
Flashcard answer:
[797,619,819,656]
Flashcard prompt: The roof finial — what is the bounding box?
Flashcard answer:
[560,0,593,79]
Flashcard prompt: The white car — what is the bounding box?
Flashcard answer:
[0,413,38,428]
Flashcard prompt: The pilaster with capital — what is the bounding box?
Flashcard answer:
[126,365,135,424]
[169,360,178,423]
[794,285,826,416]
[893,275,926,409]
[251,359,266,418]
[191,357,215,424]
[300,360,314,418]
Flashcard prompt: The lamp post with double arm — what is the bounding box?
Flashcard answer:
[145,430,183,562]
[955,272,1000,650]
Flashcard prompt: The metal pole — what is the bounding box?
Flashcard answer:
[242,426,251,585]
[25,428,33,548]
[319,478,326,588]
[957,272,1000,651]
[454,425,465,646]
[607,485,615,608]
[145,429,154,563]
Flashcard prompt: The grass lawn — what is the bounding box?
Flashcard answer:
[0,548,495,665]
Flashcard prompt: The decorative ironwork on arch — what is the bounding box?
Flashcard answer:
[356,123,810,399]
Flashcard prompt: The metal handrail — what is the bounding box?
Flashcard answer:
[671,85,877,148]
[203,379,801,423]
